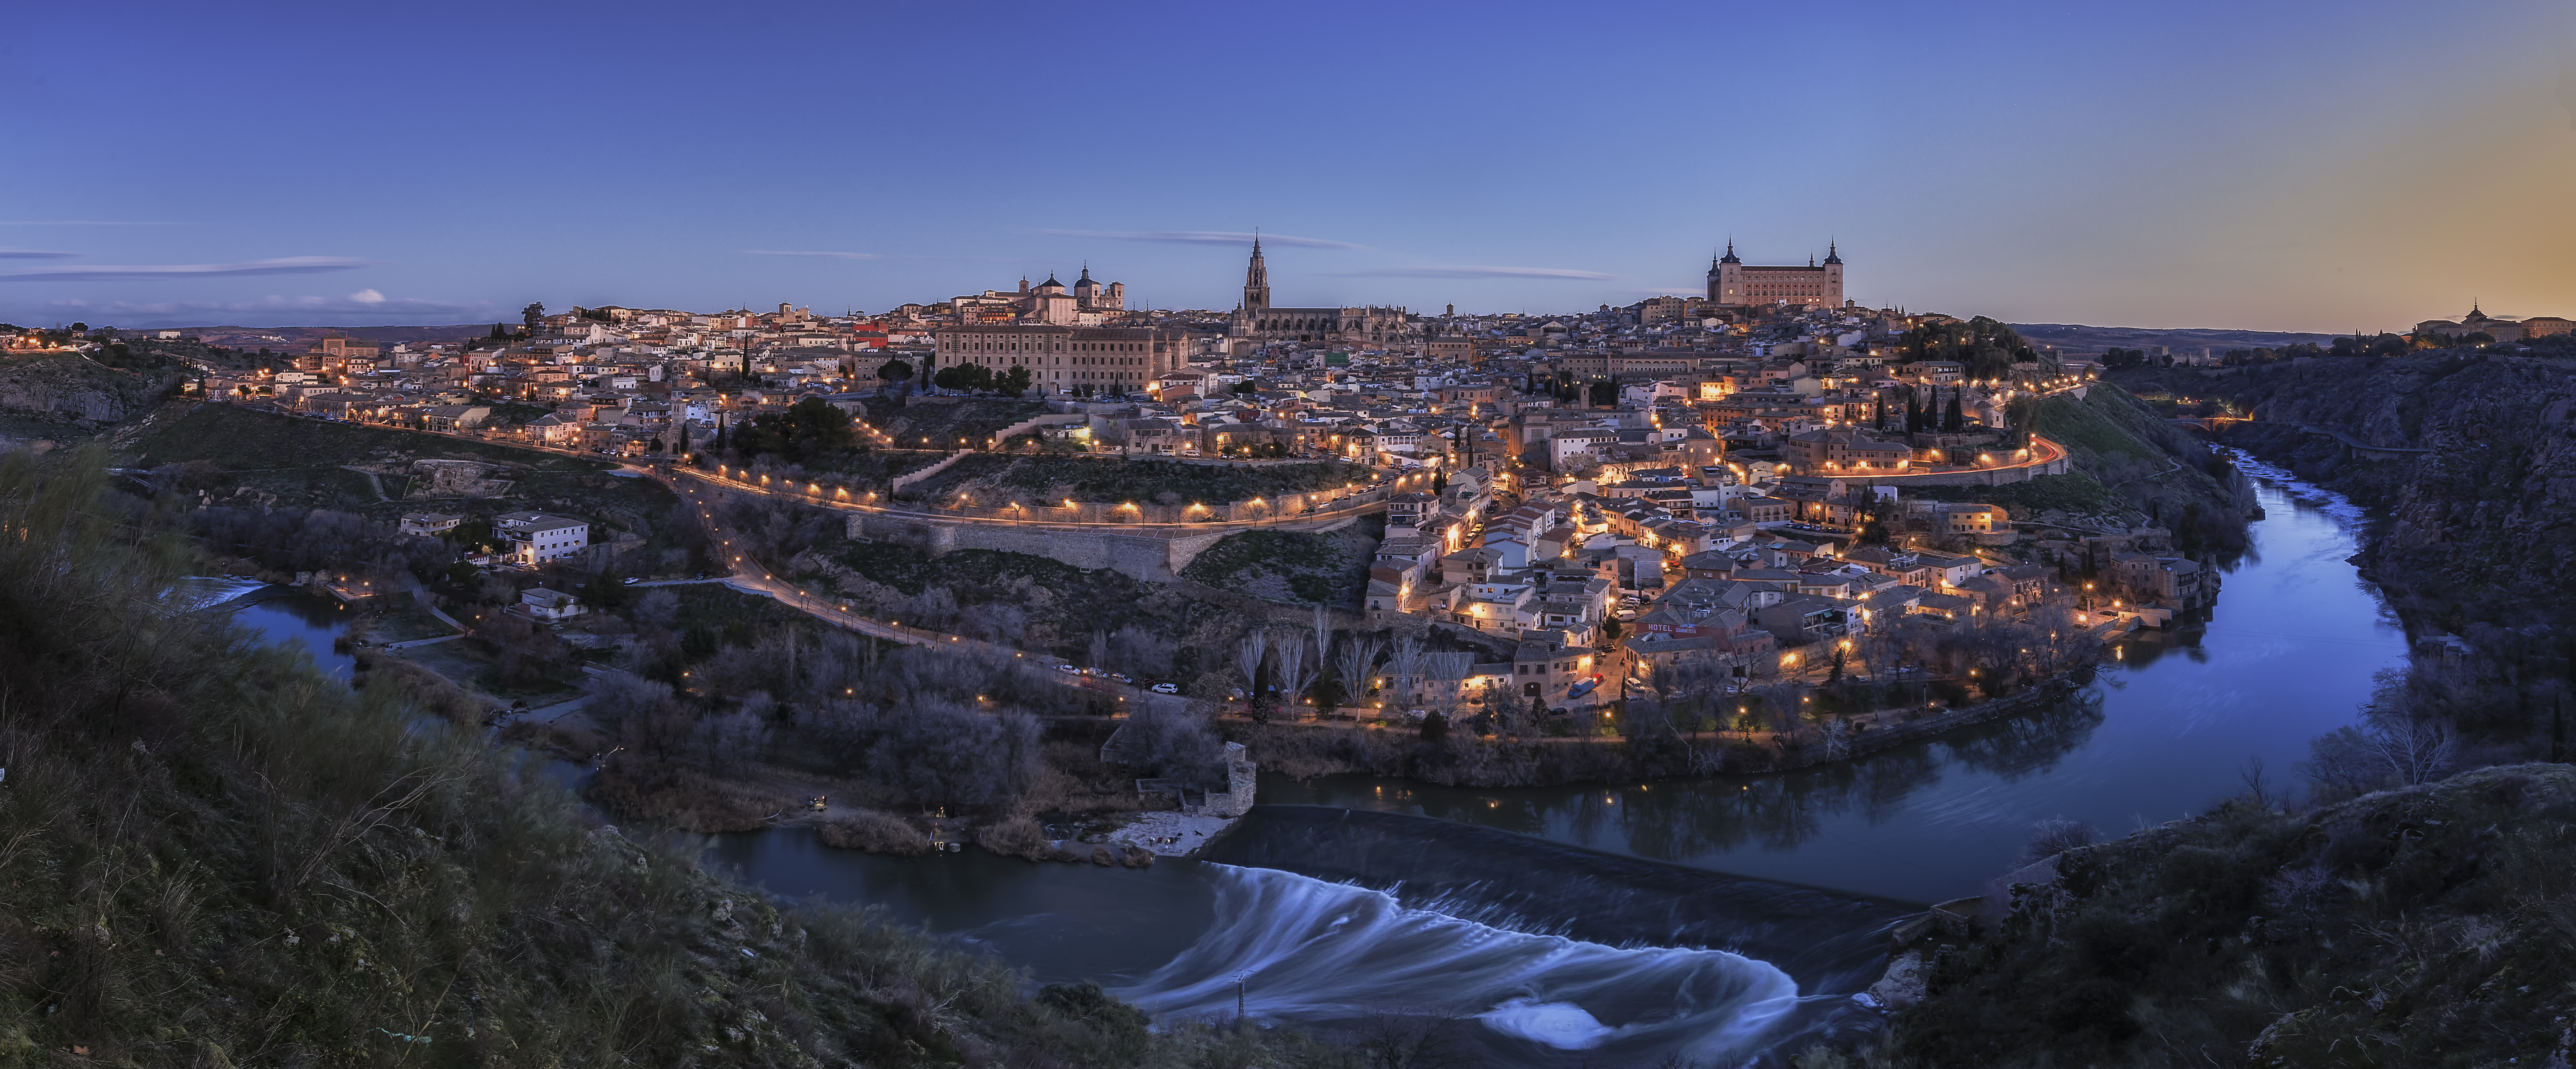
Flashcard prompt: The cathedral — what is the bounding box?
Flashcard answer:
[1707,241,1844,310]
[1227,237,1410,344]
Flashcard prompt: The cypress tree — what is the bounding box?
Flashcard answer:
[1944,390,1963,433]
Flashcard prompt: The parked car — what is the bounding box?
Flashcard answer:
[1055,663,1079,673]
[1109,672,1133,684]
[622,576,641,586]
[1150,682,1179,694]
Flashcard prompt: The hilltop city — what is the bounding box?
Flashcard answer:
[8,240,2235,727]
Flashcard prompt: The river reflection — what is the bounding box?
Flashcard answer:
[226,588,358,681]
[1269,457,2407,901]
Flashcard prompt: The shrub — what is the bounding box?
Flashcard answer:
[816,809,933,856]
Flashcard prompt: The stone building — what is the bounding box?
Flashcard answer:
[1707,241,1845,310]
[930,324,1183,395]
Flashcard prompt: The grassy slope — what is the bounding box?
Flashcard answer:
[2022,385,2239,517]
[1886,765,2576,1068]
[1179,527,1375,607]
[908,454,1362,505]
[134,403,686,546]
[0,452,1296,1066]
[132,402,584,472]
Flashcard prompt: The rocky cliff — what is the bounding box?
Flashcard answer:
[0,353,175,440]
[2189,353,2576,625]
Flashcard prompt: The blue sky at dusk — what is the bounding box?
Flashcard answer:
[4,1,2571,331]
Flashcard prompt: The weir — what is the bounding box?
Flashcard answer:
[1203,806,1916,979]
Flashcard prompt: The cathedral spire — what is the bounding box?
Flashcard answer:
[1242,231,1271,312]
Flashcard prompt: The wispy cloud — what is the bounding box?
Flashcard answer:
[1332,265,1616,281]
[0,256,371,281]
[742,249,879,259]
[37,291,491,317]
[0,248,80,259]
[1043,230,1363,250]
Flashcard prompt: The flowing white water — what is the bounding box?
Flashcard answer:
[167,575,269,611]
[1117,864,1807,1062]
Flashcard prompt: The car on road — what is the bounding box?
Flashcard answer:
[622,577,641,586]
[1055,663,1079,673]
[1108,672,1133,684]
[1150,682,1180,694]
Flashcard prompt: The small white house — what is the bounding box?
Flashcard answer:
[518,587,584,621]
[400,513,462,537]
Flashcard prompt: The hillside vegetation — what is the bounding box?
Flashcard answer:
[905,454,1363,506]
[0,450,1303,1066]
[1878,764,2576,1068]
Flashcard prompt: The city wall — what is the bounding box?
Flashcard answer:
[844,510,1360,582]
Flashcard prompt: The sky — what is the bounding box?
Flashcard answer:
[3,1,2572,332]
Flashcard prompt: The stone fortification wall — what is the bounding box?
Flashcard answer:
[844,511,1232,581]
[888,450,970,493]
[1200,743,1258,818]
[844,510,1360,583]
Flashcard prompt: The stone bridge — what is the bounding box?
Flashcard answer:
[2173,416,2431,461]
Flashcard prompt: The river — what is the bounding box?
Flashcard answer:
[225,586,360,681]
[249,453,2406,1064]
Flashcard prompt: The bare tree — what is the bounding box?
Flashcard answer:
[2361,713,2457,787]
[1816,714,1852,760]
[1272,629,1317,715]
[1236,629,1270,697]
[1312,604,1333,681]
[1388,632,1427,710]
[2020,818,2100,864]
[1332,633,1383,715]
[1088,628,1111,672]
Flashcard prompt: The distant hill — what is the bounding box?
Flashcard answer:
[2011,322,2343,358]
[161,323,498,349]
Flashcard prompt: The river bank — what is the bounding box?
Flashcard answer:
[1235,676,2094,787]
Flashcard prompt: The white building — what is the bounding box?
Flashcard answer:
[495,512,590,565]
[518,587,585,621]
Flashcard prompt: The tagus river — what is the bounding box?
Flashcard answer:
[261,454,2408,1064]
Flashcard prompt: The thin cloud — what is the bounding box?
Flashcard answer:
[0,249,80,259]
[0,256,371,281]
[1043,229,1364,250]
[38,292,490,317]
[742,249,880,259]
[1333,265,1617,281]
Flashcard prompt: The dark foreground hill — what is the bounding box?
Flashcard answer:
[0,451,1299,1066]
[1879,764,2576,1068]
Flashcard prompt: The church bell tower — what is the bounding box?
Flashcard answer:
[1242,235,1271,312]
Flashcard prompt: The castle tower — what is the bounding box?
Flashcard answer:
[1708,240,1743,304]
[1242,235,1271,312]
